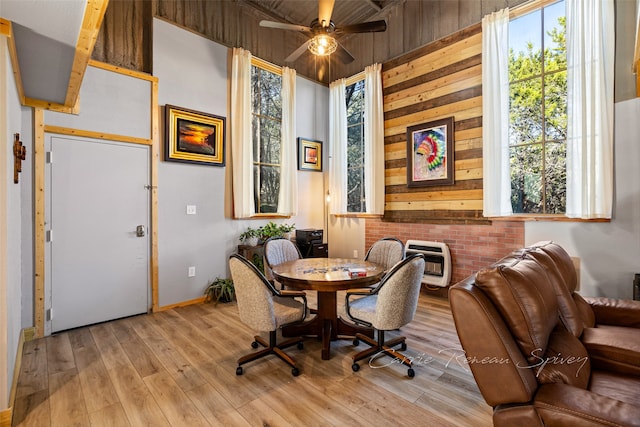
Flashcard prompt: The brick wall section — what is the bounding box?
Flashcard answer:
[365,218,525,285]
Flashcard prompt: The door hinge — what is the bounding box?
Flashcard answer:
[46,151,52,164]
[46,308,52,321]
[46,230,52,242]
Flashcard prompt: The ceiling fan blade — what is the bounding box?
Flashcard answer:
[336,20,387,34]
[318,0,335,27]
[285,40,311,62]
[260,20,311,33]
[334,43,355,64]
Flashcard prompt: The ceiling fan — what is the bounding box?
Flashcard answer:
[259,0,387,64]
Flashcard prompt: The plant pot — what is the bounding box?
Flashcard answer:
[245,237,259,246]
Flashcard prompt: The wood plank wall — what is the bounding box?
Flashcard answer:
[381,23,485,224]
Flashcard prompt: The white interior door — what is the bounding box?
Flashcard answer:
[49,136,149,332]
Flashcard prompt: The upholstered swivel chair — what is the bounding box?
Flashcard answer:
[263,237,302,289]
[229,254,308,376]
[345,253,425,377]
[364,237,405,271]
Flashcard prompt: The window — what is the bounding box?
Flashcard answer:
[508,0,566,214]
[251,60,282,214]
[345,79,365,212]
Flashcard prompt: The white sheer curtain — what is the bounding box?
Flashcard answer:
[328,78,348,214]
[481,8,512,217]
[364,64,385,215]
[566,0,615,219]
[278,66,297,216]
[230,47,254,218]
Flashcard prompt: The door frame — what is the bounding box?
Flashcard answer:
[33,62,159,337]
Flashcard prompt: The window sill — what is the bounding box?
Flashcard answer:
[489,214,610,223]
[331,213,383,219]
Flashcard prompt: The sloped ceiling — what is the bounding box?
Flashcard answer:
[0,0,108,112]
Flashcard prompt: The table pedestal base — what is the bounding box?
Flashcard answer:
[282,291,373,360]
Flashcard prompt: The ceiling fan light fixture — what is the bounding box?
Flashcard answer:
[308,34,337,56]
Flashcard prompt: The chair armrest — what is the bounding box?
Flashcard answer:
[279,289,306,298]
[535,383,640,427]
[584,297,640,328]
[345,288,374,296]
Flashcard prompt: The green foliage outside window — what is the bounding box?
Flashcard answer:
[509,1,566,214]
[346,80,366,213]
[251,65,282,214]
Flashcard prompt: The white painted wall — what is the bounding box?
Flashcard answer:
[2,34,24,406]
[153,18,328,306]
[525,98,640,299]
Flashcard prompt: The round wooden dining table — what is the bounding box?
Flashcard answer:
[272,257,385,360]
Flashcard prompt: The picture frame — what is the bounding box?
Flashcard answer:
[297,137,322,172]
[165,105,225,166]
[406,117,454,187]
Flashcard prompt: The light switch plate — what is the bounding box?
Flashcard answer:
[186,205,196,215]
[188,266,196,277]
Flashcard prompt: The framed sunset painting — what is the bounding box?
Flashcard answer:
[165,105,225,166]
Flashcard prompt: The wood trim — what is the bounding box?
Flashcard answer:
[34,109,45,338]
[0,18,10,37]
[64,0,110,107]
[88,59,157,82]
[156,296,207,312]
[488,215,610,223]
[251,56,281,75]
[150,79,159,312]
[5,327,35,427]
[23,97,79,114]
[43,125,152,146]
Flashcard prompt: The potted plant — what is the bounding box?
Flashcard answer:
[239,226,260,246]
[279,223,296,240]
[204,277,235,305]
[258,221,282,243]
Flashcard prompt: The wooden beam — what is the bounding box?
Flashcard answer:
[64,0,110,107]
[43,125,152,146]
[34,109,45,338]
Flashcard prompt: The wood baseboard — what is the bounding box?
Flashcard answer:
[2,327,36,427]
[155,296,206,312]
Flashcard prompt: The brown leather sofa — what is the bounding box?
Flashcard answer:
[449,242,640,426]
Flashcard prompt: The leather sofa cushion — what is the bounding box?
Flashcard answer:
[582,325,640,376]
[522,246,584,338]
[475,255,559,363]
[589,370,640,407]
[537,326,590,389]
[585,297,640,328]
[573,293,596,328]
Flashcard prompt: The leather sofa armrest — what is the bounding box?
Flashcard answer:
[535,383,640,427]
[584,297,640,328]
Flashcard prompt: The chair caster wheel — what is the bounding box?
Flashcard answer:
[236,367,243,376]
[352,363,360,372]
[292,367,300,376]
[251,341,259,349]
[407,368,415,378]
[401,342,407,351]
[297,342,304,350]
[353,338,360,346]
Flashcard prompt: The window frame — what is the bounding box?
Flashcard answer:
[345,75,366,214]
[508,0,567,216]
[250,57,287,218]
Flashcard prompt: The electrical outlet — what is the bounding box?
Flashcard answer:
[353,249,358,258]
[186,205,197,215]
[188,266,196,277]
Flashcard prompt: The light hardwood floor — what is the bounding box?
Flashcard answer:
[12,292,492,427]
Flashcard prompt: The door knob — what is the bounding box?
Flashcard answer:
[136,225,146,237]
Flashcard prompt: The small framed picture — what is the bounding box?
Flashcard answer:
[406,117,454,187]
[297,137,322,172]
[165,105,225,166]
